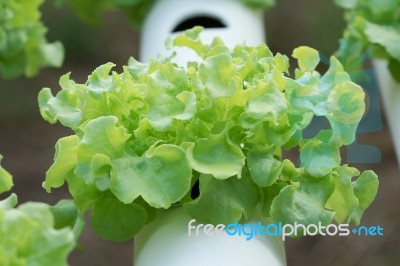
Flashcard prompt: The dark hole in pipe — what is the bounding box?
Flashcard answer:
[190,179,200,199]
[172,16,226,33]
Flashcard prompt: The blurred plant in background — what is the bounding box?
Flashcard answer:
[0,156,76,265]
[0,0,63,79]
[335,0,400,81]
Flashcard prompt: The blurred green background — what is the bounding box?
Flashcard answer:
[0,0,399,265]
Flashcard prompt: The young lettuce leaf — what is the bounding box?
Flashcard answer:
[39,27,378,241]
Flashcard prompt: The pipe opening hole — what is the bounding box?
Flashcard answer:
[172,16,226,33]
[190,179,200,199]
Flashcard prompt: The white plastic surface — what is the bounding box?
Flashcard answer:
[373,60,400,167]
[134,208,287,266]
[140,0,266,66]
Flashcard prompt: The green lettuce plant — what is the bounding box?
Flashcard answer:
[38,27,379,242]
[0,0,63,78]
[0,155,76,265]
[335,0,400,81]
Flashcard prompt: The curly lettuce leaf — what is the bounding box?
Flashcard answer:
[186,131,245,179]
[348,170,379,224]
[110,143,192,208]
[270,166,378,230]
[292,46,320,72]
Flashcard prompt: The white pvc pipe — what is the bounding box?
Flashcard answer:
[134,208,286,266]
[372,60,400,167]
[140,0,265,66]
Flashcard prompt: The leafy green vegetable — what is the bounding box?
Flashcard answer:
[0,156,76,265]
[40,27,378,240]
[0,0,64,78]
[335,0,400,81]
